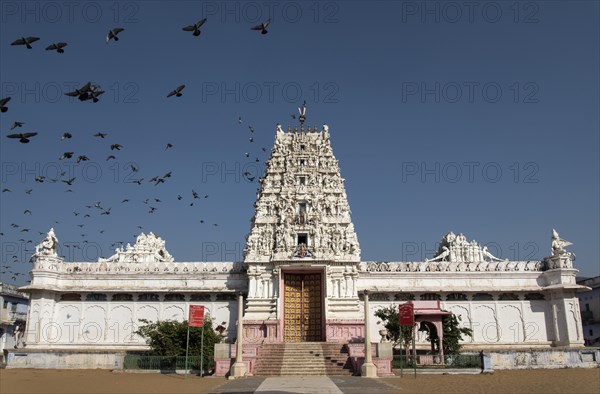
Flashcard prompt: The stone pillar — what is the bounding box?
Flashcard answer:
[229,292,246,379]
[361,290,377,377]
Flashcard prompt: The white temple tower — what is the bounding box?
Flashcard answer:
[242,122,363,343]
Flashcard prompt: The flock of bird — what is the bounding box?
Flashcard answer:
[1,15,280,285]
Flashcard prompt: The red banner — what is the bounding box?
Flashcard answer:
[189,305,205,327]
[399,303,414,326]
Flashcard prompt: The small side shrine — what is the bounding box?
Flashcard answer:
[404,301,451,364]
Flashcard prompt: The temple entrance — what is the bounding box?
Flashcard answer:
[283,272,323,342]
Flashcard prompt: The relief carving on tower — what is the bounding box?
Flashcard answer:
[243,123,361,264]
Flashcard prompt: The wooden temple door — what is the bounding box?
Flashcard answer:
[283,273,323,342]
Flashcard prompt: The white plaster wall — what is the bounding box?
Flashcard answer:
[26,295,238,348]
[360,298,552,347]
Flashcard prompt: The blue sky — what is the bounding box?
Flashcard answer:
[1,0,598,285]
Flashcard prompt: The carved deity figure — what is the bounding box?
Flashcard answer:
[35,228,59,257]
[551,229,573,257]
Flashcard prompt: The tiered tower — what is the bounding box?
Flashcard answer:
[242,122,362,343]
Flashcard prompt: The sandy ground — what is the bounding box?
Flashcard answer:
[1,368,599,394]
[381,368,600,394]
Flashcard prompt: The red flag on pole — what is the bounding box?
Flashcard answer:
[189,305,205,327]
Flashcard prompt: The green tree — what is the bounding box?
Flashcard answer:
[135,317,222,370]
[374,305,413,351]
[441,312,472,356]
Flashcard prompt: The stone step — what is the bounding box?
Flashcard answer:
[252,342,353,376]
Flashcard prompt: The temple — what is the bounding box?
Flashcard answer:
[9,121,593,373]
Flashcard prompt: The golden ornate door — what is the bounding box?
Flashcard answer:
[283,273,323,342]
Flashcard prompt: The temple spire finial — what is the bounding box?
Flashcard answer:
[298,100,307,125]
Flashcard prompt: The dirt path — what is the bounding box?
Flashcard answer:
[1,368,599,394]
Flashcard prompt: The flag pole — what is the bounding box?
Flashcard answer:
[185,322,191,378]
[200,325,205,377]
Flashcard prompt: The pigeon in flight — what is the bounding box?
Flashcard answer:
[65,82,104,102]
[94,132,108,138]
[45,42,67,53]
[110,144,123,150]
[165,143,173,150]
[182,18,207,36]
[0,97,11,112]
[167,85,186,98]
[61,132,72,140]
[7,132,37,143]
[11,36,40,49]
[62,177,76,186]
[106,155,116,161]
[251,19,271,34]
[11,121,24,130]
[106,28,125,43]
[76,155,89,163]
[65,82,92,100]
[59,152,74,160]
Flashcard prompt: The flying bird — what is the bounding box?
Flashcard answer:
[106,155,116,161]
[110,144,122,150]
[165,143,173,150]
[61,132,72,140]
[10,121,24,130]
[94,132,108,138]
[76,155,89,163]
[251,18,271,34]
[65,82,104,102]
[0,97,11,112]
[167,85,186,98]
[45,42,67,53]
[106,28,125,43]
[59,152,74,160]
[64,82,91,100]
[11,36,40,49]
[182,18,207,36]
[7,132,37,143]
[62,177,76,186]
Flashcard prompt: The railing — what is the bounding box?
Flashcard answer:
[123,355,209,371]
[123,354,213,371]
[392,353,482,369]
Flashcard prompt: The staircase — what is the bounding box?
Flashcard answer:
[253,342,354,376]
